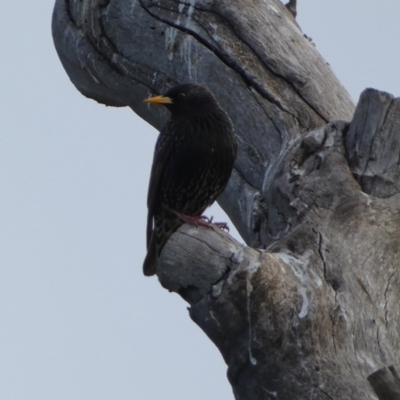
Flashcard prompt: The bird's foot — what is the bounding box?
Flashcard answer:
[171,210,211,228]
[172,211,229,232]
[205,216,230,231]
[214,221,230,232]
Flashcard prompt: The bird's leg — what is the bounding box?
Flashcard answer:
[171,210,229,231]
[171,210,211,228]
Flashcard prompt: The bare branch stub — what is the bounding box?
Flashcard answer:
[346,88,400,198]
[368,366,400,400]
[285,0,297,19]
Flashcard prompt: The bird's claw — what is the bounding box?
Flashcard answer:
[171,210,229,231]
[205,215,229,231]
[171,210,210,228]
[213,221,229,232]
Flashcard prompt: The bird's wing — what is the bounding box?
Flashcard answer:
[146,124,174,248]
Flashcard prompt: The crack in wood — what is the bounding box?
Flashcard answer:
[248,86,286,144]
[384,270,395,328]
[289,369,336,400]
[376,325,386,364]
[314,229,327,279]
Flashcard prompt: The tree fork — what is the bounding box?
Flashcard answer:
[52,0,400,398]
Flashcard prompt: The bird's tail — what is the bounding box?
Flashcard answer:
[142,215,183,276]
[143,234,157,276]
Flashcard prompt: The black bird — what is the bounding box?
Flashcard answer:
[142,84,237,276]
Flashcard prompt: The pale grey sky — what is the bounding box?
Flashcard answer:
[1,1,399,399]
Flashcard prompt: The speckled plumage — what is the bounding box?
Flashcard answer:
[143,84,237,276]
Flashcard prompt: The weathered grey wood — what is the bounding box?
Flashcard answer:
[346,89,400,198]
[368,366,400,400]
[52,0,400,399]
[159,121,400,400]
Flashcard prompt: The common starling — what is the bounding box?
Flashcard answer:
[142,84,237,276]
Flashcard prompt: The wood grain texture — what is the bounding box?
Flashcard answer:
[52,0,400,398]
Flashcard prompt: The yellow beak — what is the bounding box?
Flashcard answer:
[143,95,173,104]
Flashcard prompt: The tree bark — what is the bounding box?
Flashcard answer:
[52,0,400,398]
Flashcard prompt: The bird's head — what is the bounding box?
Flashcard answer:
[144,84,219,117]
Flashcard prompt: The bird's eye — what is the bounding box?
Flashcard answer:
[178,93,186,99]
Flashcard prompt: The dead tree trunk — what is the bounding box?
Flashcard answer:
[52,0,400,398]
